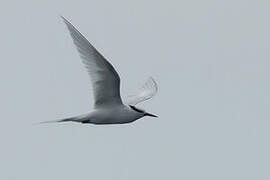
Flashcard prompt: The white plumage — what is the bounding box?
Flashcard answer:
[42,16,158,125]
[125,77,158,106]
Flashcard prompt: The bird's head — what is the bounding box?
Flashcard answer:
[129,105,158,118]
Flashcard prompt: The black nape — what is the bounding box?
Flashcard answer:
[129,105,144,113]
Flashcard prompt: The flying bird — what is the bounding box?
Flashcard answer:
[43,16,158,125]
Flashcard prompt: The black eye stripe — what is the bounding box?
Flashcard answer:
[129,106,144,113]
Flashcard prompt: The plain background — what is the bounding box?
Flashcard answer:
[0,0,270,179]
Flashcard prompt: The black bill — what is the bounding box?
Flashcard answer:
[144,113,158,118]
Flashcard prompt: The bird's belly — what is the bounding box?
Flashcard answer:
[90,109,140,124]
[91,115,137,124]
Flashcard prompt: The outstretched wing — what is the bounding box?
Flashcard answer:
[125,77,158,105]
[61,16,123,108]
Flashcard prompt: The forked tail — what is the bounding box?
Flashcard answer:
[35,113,90,125]
[38,117,79,124]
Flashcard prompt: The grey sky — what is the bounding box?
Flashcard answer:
[0,0,270,179]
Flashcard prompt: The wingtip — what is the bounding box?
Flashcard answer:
[148,76,158,91]
[60,16,79,33]
[59,14,63,18]
[60,15,66,21]
[60,15,71,25]
[149,76,155,82]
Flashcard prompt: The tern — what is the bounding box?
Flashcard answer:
[43,16,158,125]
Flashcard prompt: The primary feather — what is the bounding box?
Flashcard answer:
[61,16,123,108]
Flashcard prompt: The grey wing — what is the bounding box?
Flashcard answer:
[61,16,123,108]
[125,77,158,106]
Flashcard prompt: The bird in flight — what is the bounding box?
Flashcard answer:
[43,16,158,125]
